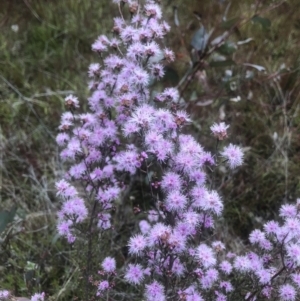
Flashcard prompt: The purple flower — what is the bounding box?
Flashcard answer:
[65,94,79,108]
[280,204,297,218]
[88,63,100,77]
[182,286,204,301]
[220,281,233,293]
[115,149,140,174]
[200,268,219,289]
[150,63,165,79]
[234,255,251,272]
[101,257,116,273]
[125,264,144,285]
[263,220,279,234]
[221,143,244,169]
[170,258,185,276]
[97,213,111,230]
[203,190,223,215]
[145,281,165,301]
[197,244,216,268]
[30,292,45,301]
[286,244,300,266]
[210,122,229,140]
[96,280,110,296]
[161,172,182,192]
[158,87,179,102]
[128,234,147,255]
[57,219,72,237]
[56,133,70,146]
[148,223,171,246]
[139,220,151,234]
[279,284,296,301]
[219,260,232,275]
[249,229,266,245]
[0,290,10,300]
[256,268,272,284]
[92,35,109,53]
[165,191,187,212]
[168,231,187,253]
[147,210,159,223]
[215,291,226,301]
[292,273,300,288]
[212,241,225,252]
[145,3,162,19]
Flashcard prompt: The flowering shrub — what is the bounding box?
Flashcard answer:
[55,1,300,301]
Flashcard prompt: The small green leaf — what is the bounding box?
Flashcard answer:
[252,15,271,29]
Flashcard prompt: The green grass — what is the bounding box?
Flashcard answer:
[0,0,113,298]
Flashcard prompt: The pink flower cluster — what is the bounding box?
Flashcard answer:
[55,1,300,301]
[0,290,10,301]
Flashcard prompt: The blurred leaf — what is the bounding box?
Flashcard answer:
[237,38,253,45]
[193,11,202,22]
[190,91,198,102]
[191,26,210,52]
[218,41,237,55]
[196,99,213,106]
[25,261,38,271]
[51,232,61,245]
[230,96,241,102]
[243,63,266,72]
[210,59,235,67]
[252,15,271,29]
[230,81,237,91]
[0,206,17,234]
[222,2,231,21]
[246,70,255,79]
[210,31,229,47]
[191,49,199,64]
[221,17,239,29]
[173,6,180,27]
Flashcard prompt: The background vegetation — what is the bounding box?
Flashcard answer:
[1,0,300,299]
